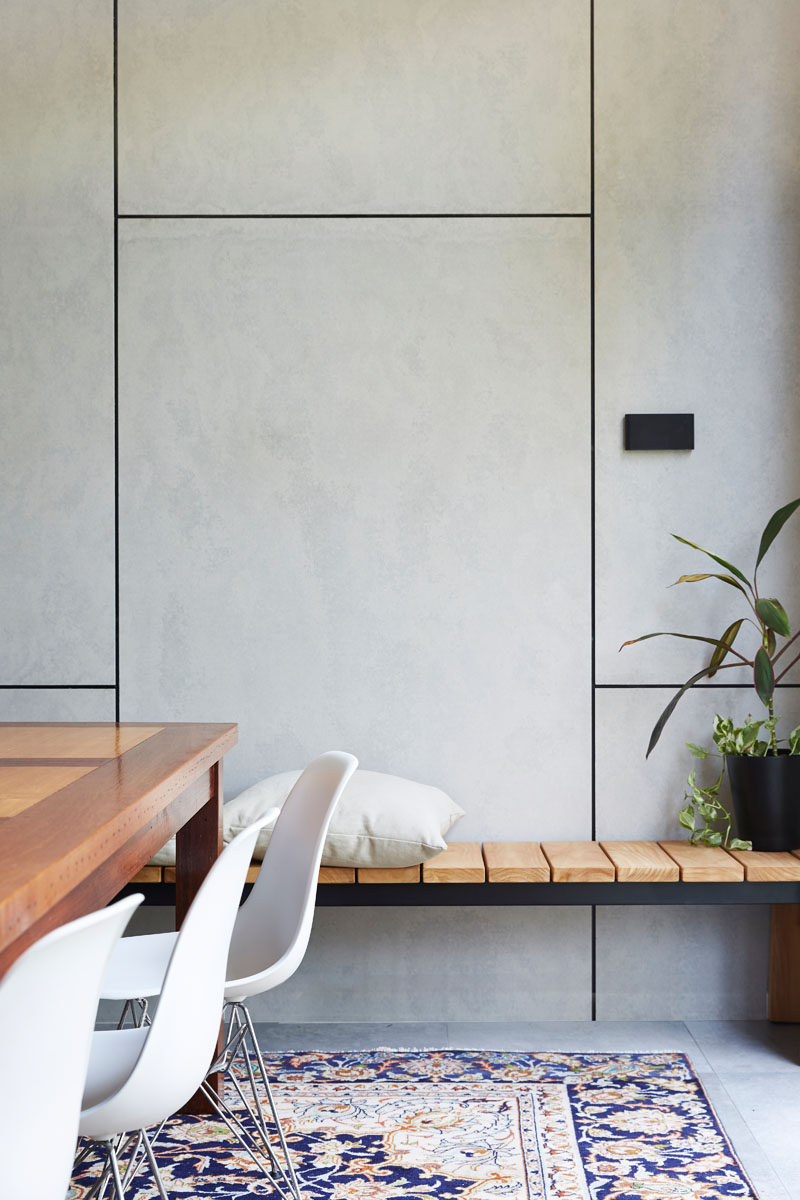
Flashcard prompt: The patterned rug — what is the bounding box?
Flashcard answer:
[70,1049,758,1199]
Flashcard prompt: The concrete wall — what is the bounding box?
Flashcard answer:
[5,0,800,1021]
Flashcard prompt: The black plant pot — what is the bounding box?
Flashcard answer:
[727,752,800,851]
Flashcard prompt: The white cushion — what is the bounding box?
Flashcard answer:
[224,769,465,868]
[146,805,281,867]
[148,839,178,867]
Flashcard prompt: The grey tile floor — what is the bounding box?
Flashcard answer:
[254,1020,800,1200]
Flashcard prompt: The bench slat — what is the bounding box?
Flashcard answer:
[482,842,550,882]
[130,866,163,884]
[600,841,679,882]
[726,850,800,882]
[541,841,615,882]
[357,866,421,883]
[151,840,800,889]
[319,867,356,884]
[165,864,356,884]
[658,841,744,882]
[423,842,485,883]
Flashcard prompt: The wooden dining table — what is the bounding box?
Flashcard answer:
[0,721,238,977]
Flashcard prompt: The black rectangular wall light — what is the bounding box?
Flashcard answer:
[624,413,694,451]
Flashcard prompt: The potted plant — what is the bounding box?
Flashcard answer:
[622,498,800,850]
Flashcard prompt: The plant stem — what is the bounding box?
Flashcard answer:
[772,628,800,665]
[776,647,800,683]
[768,693,778,753]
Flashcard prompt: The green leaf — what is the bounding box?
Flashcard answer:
[646,665,723,757]
[766,628,777,656]
[706,831,723,846]
[678,806,696,831]
[729,838,753,851]
[755,597,791,638]
[739,720,763,749]
[621,631,742,653]
[755,498,800,571]
[671,534,751,587]
[789,725,800,755]
[696,800,716,820]
[753,646,775,705]
[686,743,708,759]
[672,572,750,598]
[708,619,744,677]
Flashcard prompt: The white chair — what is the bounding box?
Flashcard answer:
[98,749,358,1198]
[77,813,270,1199]
[0,893,142,1200]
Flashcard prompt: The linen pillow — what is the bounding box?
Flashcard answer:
[223,769,465,868]
[146,805,280,867]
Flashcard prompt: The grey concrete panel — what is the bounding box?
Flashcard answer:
[118,218,591,840]
[688,1070,791,1200]
[687,1020,800,1075]
[118,0,589,214]
[595,0,800,685]
[1,0,115,684]
[252,1022,448,1052]
[0,689,116,721]
[595,686,800,841]
[596,906,770,1021]
[711,1071,800,1199]
[241,907,591,1023]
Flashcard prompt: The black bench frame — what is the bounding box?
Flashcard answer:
[119,880,800,906]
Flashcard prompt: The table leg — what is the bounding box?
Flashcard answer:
[768,904,800,1021]
[176,761,225,1110]
[175,761,223,926]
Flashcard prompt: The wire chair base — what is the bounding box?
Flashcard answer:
[205,1000,303,1200]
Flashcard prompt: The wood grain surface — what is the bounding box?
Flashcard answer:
[0,724,163,758]
[769,904,800,1020]
[0,762,102,818]
[422,842,485,883]
[357,865,421,883]
[540,841,615,882]
[658,841,744,882]
[600,841,680,882]
[725,849,800,882]
[482,841,551,882]
[0,723,237,975]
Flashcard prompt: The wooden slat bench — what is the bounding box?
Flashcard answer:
[121,840,800,1022]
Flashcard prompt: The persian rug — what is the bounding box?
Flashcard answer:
[70,1049,758,1199]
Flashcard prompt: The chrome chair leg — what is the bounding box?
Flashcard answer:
[221,1001,303,1200]
[105,1141,127,1200]
[140,1127,170,1200]
[198,1080,296,1199]
[78,1129,167,1200]
[115,997,150,1029]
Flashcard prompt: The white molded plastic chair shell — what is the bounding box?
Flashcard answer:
[0,894,142,1200]
[80,816,266,1140]
[224,749,358,1000]
[98,752,358,1007]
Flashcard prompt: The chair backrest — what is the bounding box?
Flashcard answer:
[0,894,142,1200]
[81,816,266,1133]
[225,750,358,996]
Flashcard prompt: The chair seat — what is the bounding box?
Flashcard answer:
[80,1027,149,1130]
[100,931,178,1000]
